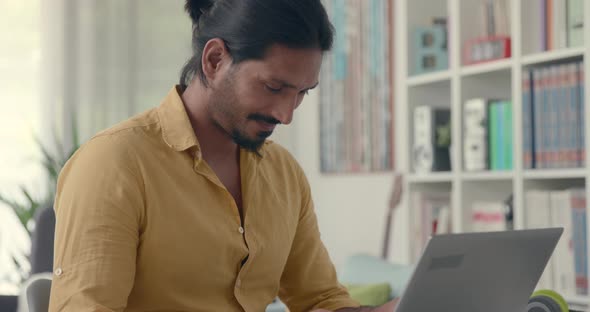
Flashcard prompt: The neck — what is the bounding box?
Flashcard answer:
[181,82,238,162]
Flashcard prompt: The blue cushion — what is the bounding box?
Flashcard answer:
[339,254,414,298]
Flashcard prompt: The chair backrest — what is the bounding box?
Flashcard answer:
[26,278,51,312]
[18,273,52,312]
[30,207,55,274]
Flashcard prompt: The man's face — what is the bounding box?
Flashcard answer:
[207,44,323,152]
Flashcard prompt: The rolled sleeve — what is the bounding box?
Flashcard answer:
[49,135,145,312]
[278,170,359,312]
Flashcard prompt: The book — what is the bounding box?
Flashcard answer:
[571,189,588,295]
[413,106,451,173]
[489,102,500,170]
[550,190,576,295]
[463,98,488,171]
[551,0,567,49]
[523,70,535,169]
[526,190,554,289]
[566,0,584,47]
[503,101,513,170]
[577,62,585,166]
[471,200,509,232]
[521,0,545,52]
[533,68,545,168]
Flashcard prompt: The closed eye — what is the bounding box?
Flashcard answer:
[265,85,282,93]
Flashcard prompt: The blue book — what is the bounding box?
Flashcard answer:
[533,68,544,169]
[550,65,559,168]
[569,63,579,168]
[578,62,586,166]
[542,67,551,169]
[571,189,588,295]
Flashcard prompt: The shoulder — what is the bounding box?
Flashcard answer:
[70,108,161,166]
[60,110,161,184]
[94,108,160,144]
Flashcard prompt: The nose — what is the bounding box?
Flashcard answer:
[271,95,301,125]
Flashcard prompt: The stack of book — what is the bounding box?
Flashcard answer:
[525,188,588,295]
[522,61,585,169]
[463,98,513,171]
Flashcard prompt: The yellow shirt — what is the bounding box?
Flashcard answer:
[49,86,359,312]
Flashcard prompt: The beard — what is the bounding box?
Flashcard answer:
[207,72,276,153]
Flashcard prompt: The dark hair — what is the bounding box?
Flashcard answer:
[179,0,334,88]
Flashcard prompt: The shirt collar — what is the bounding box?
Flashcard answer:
[157,85,266,159]
[157,85,200,153]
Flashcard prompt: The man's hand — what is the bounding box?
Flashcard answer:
[312,298,399,312]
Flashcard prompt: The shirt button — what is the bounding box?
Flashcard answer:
[238,226,245,234]
[55,268,63,276]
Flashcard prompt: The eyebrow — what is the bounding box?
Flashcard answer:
[270,78,319,91]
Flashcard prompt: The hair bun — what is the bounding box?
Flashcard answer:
[185,0,213,24]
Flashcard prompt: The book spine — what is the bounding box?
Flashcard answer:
[549,65,558,168]
[567,0,584,47]
[463,98,488,171]
[523,71,534,169]
[578,62,585,166]
[557,65,568,168]
[498,102,505,170]
[571,189,588,295]
[547,0,554,50]
[527,190,554,289]
[533,68,544,168]
[568,63,578,167]
[489,102,499,170]
[541,0,548,50]
[504,101,513,169]
[550,191,576,294]
[542,67,551,168]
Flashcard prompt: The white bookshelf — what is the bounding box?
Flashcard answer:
[395,0,590,306]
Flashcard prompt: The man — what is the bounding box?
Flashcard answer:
[49,0,398,311]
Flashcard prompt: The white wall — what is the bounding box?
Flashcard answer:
[271,88,410,271]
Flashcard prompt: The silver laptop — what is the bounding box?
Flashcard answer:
[395,228,563,312]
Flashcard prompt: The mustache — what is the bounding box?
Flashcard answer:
[247,114,280,125]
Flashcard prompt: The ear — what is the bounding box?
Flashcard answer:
[201,38,231,84]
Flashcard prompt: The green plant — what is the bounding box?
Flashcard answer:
[0,123,80,234]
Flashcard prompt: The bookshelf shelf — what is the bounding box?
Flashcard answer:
[523,169,587,180]
[408,172,454,183]
[407,70,452,87]
[397,0,590,302]
[460,58,514,77]
[521,47,585,66]
[461,171,514,181]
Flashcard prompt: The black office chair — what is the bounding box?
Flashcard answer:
[29,206,55,275]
